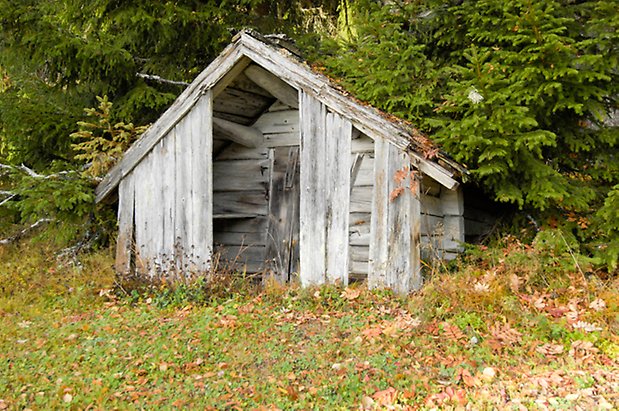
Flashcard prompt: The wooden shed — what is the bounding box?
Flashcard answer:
[96,30,468,293]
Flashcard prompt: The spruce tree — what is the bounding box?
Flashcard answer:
[317,0,618,268]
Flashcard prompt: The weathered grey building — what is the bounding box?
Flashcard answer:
[96,30,469,293]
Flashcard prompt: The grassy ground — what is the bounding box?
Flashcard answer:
[0,240,617,410]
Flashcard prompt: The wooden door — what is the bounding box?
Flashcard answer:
[265,146,300,282]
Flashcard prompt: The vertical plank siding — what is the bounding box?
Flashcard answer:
[299,92,353,286]
[161,133,175,275]
[115,174,135,277]
[441,188,465,261]
[369,139,422,293]
[190,93,214,274]
[299,91,327,285]
[325,113,352,285]
[124,92,213,279]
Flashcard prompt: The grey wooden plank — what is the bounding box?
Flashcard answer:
[421,175,442,197]
[212,191,268,216]
[265,146,300,283]
[350,260,369,275]
[351,135,375,153]
[213,217,268,234]
[230,71,273,98]
[420,194,443,217]
[150,139,165,276]
[368,137,390,289]
[264,132,300,147]
[349,153,363,192]
[137,152,156,277]
[216,144,269,161]
[420,214,444,236]
[214,244,266,273]
[213,231,266,247]
[350,185,373,213]
[161,134,176,273]
[443,215,465,252]
[349,231,370,247]
[384,145,413,294]
[189,93,213,274]
[299,91,327,286]
[253,110,299,134]
[212,159,270,191]
[325,112,351,285]
[441,187,465,216]
[352,154,375,186]
[115,172,135,276]
[409,165,423,291]
[213,86,273,118]
[349,212,371,228]
[174,120,191,273]
[212,117,263,148]
[350,245,369,261]
[244,64,299,108]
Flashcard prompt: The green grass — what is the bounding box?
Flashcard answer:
[0,241,618,410]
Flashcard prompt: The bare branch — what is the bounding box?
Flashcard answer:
[137,73,189,87]
[0,191,16,207]
[0,218,53,245]
[0,162,79,180]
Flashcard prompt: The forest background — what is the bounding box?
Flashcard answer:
[1,1,618,409]
[0,0,617,269]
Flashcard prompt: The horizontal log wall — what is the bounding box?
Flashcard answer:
[211,102,300,273]
[349,134,374,280]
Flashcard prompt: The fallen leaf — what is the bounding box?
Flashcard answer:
[589,298,606,311]
[341,287,361,301]
[360,396,375,410]
[572,321,602,332]
[481,367,496,382]
[488,323,522,346]
[441,322,466,342]
[373,387,399,406]
[62,394,73,403]
[536,343,564,355]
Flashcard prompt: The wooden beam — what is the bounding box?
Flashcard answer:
[244,65,299,108]
[213,117,263,148]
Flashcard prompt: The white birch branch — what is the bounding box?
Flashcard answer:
[0,192,16,207]
[137,73,190,87]
[0,163,87,180]
[0,218,53,245]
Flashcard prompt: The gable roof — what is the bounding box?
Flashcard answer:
[96,30,467,202]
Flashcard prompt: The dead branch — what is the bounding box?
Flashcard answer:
[0,218,53,245]
[0,162,75,180]
[137,73,189,87]
[0,192,16,207]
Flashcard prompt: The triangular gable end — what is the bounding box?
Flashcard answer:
[96,30,465,203]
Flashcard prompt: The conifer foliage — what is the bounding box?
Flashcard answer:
[318,0,618,270]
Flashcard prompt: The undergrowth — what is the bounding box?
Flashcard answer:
[0,231,617,409]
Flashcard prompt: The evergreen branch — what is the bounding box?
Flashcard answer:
[136,73,189,87]
[0,218,54,245]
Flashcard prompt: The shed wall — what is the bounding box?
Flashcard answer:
[115,93,213,279]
